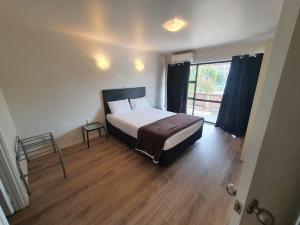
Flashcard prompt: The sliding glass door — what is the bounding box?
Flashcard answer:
[187,61,231,123]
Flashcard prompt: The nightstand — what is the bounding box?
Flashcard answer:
[82,122,108,148]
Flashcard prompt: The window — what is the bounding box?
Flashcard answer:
[187,61,231,123]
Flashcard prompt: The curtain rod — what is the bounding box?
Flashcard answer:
[191,59,232,66]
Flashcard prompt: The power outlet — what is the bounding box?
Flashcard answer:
[234,199,243,215]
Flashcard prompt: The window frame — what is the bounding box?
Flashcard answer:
[188,60,231,124]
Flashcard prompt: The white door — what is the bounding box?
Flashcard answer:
[229,0,300,225]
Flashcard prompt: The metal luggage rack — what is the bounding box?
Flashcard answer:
[15,132,67,195]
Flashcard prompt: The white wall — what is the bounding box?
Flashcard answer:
[0,19,164,148]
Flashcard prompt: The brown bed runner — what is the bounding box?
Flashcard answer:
[136,113,203,162]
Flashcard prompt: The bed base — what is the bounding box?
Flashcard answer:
[107,122,203,166]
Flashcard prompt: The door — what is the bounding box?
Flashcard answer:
[187,61,231,124]
[229,0,300,225]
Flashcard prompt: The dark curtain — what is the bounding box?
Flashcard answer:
[216,53,264,137]
[167,62,190,113]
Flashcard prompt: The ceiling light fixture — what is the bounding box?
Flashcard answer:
[163,18,186,32]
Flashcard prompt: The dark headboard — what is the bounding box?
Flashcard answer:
[102,87,146,115]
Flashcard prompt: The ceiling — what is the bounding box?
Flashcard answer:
[0,0,284,52]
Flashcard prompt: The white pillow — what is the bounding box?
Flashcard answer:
[129,97,150,110]
[107,99,131,114]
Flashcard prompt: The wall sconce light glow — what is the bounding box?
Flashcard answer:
[163,18,186,32]
[134,59,145,72]
[95,55,110,70]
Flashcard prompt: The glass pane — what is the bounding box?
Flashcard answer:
[196,62,230,101]
[189,65,197,81]
[188,83,195,98]
[187,99,194,115]
[193,101,221,123]
[83,123,102,130]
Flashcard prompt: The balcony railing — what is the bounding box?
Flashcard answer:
[187,93,222,123]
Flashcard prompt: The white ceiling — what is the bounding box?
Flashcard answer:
[0,0,283,52]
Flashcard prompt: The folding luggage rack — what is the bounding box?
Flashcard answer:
[15,132,67,195]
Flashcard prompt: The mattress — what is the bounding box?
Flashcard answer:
[106,108,203,150]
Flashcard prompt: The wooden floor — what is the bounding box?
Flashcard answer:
[9,124,243,225]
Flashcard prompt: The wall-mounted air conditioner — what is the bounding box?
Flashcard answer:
[170,52,194,63]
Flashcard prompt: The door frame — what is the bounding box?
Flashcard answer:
[0,205,10,225]
[0,132,28,213]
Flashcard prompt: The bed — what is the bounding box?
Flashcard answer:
[102,87,204,165]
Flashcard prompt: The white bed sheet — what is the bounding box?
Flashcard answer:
[106,108,203,150]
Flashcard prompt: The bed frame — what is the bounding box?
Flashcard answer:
[102,87,203,165]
